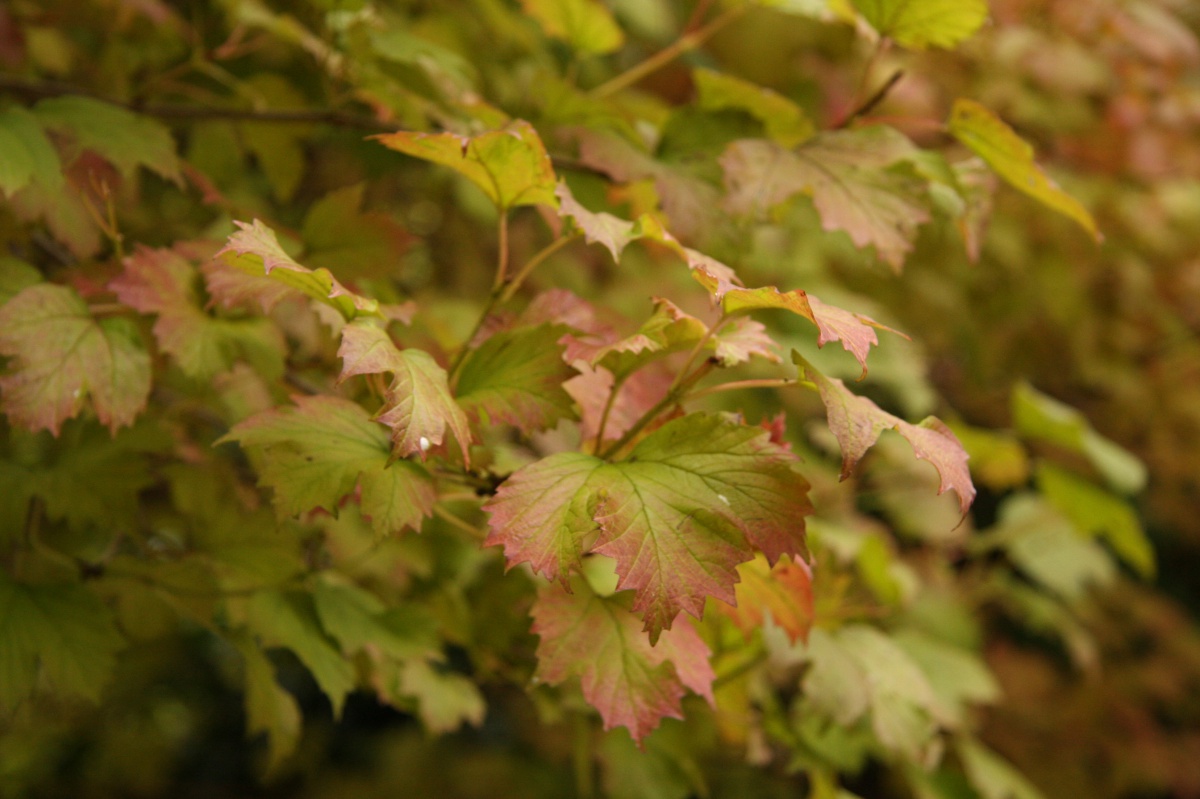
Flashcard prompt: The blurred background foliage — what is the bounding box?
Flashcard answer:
[1,0,1199,796]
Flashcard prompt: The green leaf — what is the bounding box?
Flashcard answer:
[373,120,558,210]
[0,575,125,709]
[722,129,931,270]
[397,660,487,733]
[1012,381,1145,494]
[237,74,309,203]
[0,256,43,305]
[232,633,302,775]
[1036,463,1154,578]
[486,413,812,642]
[957,738,1048,799]
[337,321,473,464]
[948,99,1101,241]
[556,181,640,262]
[301,183,412,280]
[852,0,988,49]
[312,578,439,661]
[521,0,625,55]
[892,629,1000,728]
[247,590,357,717]
[215,219,382,322]
[0,106,62,198]
[796,353,976,515]
[694,67,814,147]
[531,577,714,742]
[34,95,181,183]
[0,284,151,435]
[110,245,286,380]
[455,324,579,434]
[218,394,436,535]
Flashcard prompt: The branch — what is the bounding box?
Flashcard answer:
[835,70,905,130]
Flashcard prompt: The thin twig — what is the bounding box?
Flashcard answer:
[687,377,814,401]
[835,69,905,129]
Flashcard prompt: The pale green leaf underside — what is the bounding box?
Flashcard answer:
[853,0,988,50]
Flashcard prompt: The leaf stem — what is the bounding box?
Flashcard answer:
[599,361,714,459]
[712,647,767,690]
[492,212,510,293]
[669,312,730,394]
[592,371,628,451]
[688,377,816,401]
[433,505,485,539]
[572,712,596,799]
[499,233,576,304]
[588,5,747,99]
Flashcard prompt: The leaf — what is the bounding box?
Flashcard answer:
[521,0,625,55]
[486,413,812,642]
[0,284,151,435]
[373,120,558,210]
[956,738,1048,799]
[531,578,714,743]
[237,74,309,202]
[0,256,42,305]
[455,324,578,433]
[312,578,439,661]
[110,245,286,380]
[398,660,487,733]
[247,590,356,717]
[852,0,988,50]
[715,554,814,644]
[948,99,1101,241]
[556,182,640,262]
[694,67,814,147]
[564,362,673,445]
[337,321,472,464]
[796,353,975,515]
[1036,463,1154,578]
[34,95,181,183]
[0,106,62,198]
[0,576,125,709]
[1011,381,1145,494]
[232,633,302,775]
[218,394,436,535]
[721,129,931,269]
[215,219,381,321]
[891,629,1000,728]
[302,183,412,280]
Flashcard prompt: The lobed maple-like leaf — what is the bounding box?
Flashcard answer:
[337,321,473,464]
[521,0,624,55]
[373,120,558,210]
[796,353,975,515]
[721,129,931,269]
[555,182,640,262]
[948,99,1100,241]
[110,245,286,380]
[0,284,151,435]
[454,324,578,434]
[486,413,812,642]
[214,219,381,321]
[0,106,62,199]
[531,578,714,743]
[715,554,814,645]
[564,362,674,444]
[852,0,988,50]
[34,95,182,183]
[218,394,436,535]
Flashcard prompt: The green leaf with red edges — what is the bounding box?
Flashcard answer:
[373,120,558,210]
[852,0,988,50]
[0,575,125,709]
[217,394,436,535]
[454,324,578,434]
[485,413,811,642]
[715,554,814,645]
[694,67,814,147]
[795,352,975,515]
[338,321,473,464]
[215,219,381,321]
[521,0,624,55]
[0,284,150,435]
[110,245,286,380]
[721,129,931,270]
[531,577,714,743]
[948,99,1101,241]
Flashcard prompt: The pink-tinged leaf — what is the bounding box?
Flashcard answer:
[0,284,150,435]
[519,289,612,338]
[485,414,811,642]
[483,452,605,583]
[686,254,899,376]
[714,316,781,366]
[215,219,381,321]
[373,120,557,210]
[338,321,472,465]
[454,324,578,434]
[564,362,672,444]
[110,245,286,380]
[217,394,435,535]
[715,555,814,645]
[721,130,931,270]
[531,579,714,743]
[796,354,975,515]
[556,182,639,262]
